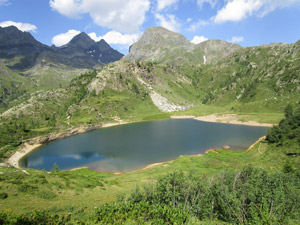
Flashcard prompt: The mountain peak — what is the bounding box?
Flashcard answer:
[68,32,95,50]
[145,26,180,36]
[124,26,193,62]
[143,26,191,46]
[0,25,42,47]
[96,39,111,51]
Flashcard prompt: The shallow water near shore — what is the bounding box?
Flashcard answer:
[20,119,268,172]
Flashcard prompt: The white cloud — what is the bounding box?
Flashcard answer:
[191,35,208,44]
[197,0,218,8]
[187,18,192,23]
[214,0,300,24]
[157,0,178,10]
[214,0,262,24]
[187,19,210,32]
[0,0,9,6]
[258,0,300,17]
[49,0,82,18]
[230,36,244,43]
[0,21,37,32]
[88,31,139,47]
[87,33,101,42]
[49,0,150,33]
[52,29,80,47]
[155,13,181,32]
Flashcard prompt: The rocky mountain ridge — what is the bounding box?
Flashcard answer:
[0,26,123,70]
[124,26,242,65]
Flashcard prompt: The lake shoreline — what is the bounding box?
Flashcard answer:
[171,114,274,127]
[194,114,274,127]
[7,114,272,170]
[7,121,129,169]
[138,135,266,173]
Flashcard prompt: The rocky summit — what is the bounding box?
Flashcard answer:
[124,26,241,65]
[0,26,49,70]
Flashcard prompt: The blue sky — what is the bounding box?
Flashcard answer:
[0,0,300,54]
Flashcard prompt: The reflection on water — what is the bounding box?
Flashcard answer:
[20,119,268,172]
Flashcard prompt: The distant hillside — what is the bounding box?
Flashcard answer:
[192,41,300,112]
[192,39,241,64]
[0,62,26,109]
[124,26,241,65]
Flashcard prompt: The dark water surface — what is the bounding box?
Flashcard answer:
[20,119,268,172]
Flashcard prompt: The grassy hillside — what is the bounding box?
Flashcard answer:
[0,63,27,110]
[181,42,300,113]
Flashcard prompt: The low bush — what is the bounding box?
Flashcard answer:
[0,192,8,200]
[127,166,300,224]
[38,191,56,200]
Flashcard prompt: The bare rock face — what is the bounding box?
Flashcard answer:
[149,91,186,112]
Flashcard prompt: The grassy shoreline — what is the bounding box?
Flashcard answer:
[1,109,284,216]
[6,113,274,171]
[0,137,288,215]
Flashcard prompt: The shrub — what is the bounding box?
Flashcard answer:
[17,184,38,193]
[127,167,300,224]
[267,104,300,147]
[0,193,8,200]
[38,191,56,200]
[94,201,190,224]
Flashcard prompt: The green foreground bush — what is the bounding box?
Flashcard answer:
[1,166,300,224]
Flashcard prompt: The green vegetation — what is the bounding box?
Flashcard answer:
[1,27,300,224]
[125,167,300,224]
[0,63,27,110]
[1,165,300,224]
[267,104,300,148]
[2,100,300,223]
[1,135,300,223]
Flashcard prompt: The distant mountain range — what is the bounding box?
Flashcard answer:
[0,25,124,100]
[0,26,123,70]
[1,26,299,122]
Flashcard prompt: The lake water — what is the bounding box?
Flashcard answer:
[20,119,268,172]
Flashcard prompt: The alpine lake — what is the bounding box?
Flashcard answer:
[20,119,268,172]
